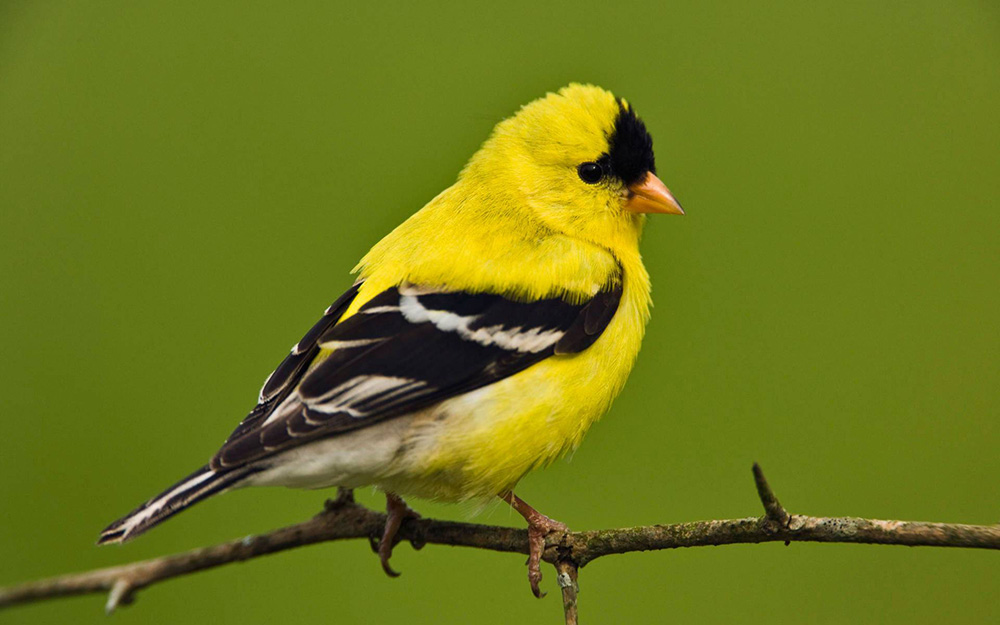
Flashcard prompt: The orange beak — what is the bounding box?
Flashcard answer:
[624,172,684,215]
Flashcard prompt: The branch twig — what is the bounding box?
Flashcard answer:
[753,462,790,528]
[1,466,997,625]
[556,560,579,625]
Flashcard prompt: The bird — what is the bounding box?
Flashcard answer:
[98,83,684,597]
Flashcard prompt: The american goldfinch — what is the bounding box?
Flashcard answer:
[99,84,683,596]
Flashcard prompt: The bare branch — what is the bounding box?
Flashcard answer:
[556,560,579,625]
[1,466,997,618]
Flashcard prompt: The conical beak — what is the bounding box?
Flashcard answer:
[625,172,684,215]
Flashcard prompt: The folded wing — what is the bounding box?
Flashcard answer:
[212,278,622,470]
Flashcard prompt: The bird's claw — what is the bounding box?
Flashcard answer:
[526,516,569,598]
[376,493,420,578]
[501,492,569,598]
[379,540,402,578]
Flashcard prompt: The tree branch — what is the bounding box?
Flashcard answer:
[1,466,997,624]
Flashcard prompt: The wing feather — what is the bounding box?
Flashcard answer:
[221,284,360,445]
[212,276,622,470]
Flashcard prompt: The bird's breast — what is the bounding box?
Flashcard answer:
[377,255,652,502]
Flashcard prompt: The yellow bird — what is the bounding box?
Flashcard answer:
[99,84,684,596]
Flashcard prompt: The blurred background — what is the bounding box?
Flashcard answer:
[1,1,997,623]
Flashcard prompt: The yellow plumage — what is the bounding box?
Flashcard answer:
[100,83,683,593]
[332,85,654,500]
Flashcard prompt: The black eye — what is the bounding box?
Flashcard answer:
[577,161,603,184]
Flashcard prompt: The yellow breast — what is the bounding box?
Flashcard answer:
[327,179,654,501]
[377,249,651,502]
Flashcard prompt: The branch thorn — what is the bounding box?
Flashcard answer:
[752,463,790,528]
[323,487,356,513]
[104,579,134,615]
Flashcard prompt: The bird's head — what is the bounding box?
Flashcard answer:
[461,83,683,248]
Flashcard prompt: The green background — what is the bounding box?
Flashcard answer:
[1,2,997,623]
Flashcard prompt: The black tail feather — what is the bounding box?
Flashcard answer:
[98,465,257,545]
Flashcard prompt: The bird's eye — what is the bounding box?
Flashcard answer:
[577,161,603,184]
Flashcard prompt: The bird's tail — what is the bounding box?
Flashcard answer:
[97,465,257,545]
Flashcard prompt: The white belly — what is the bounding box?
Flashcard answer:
[244,416,415,490]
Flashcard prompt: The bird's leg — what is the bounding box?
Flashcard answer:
[377,492,420,578]
[500,491,569,598]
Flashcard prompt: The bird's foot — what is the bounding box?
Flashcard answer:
[377,493,420,578]
[501,491,569,598]
[525,514,568,598]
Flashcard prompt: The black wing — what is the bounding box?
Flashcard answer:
[219,283,361,445]
[211,279,623,470]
